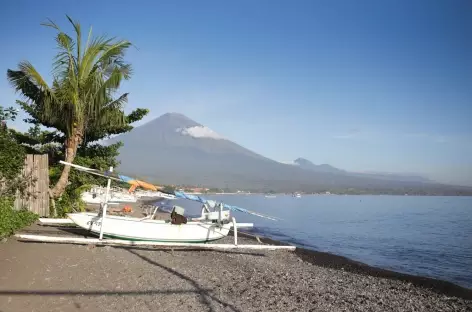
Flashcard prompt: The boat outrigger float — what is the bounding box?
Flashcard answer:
[17,161,295,251]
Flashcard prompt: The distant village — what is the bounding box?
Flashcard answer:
[160,185,439,196]
[167,185,334,195]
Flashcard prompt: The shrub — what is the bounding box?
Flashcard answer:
[0,197,38,239]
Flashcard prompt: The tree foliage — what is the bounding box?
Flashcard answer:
[6,16,149,215]
[0,130,25,182]
[7,15,147,200]
[162,185,176,194]
[0,106,38,238]
[0,106,28,197]
[0,106,18,126]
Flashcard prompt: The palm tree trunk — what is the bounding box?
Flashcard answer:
[50,131,82,200]
[48,189,56,218]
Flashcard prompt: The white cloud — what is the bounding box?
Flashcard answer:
[176,126,224,140]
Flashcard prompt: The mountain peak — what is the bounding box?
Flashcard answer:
[294,157,314,166]
[151,113,224,140]
[160,112,191,118]
[155,112,201,127]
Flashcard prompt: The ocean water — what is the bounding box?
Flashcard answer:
[173,195,472,289]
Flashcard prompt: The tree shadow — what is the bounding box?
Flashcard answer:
[22,226,93,238]
[3,245,244,311]
[18,239,267,257]
[126,248,242,312]
[112,245,266,257]
[0,289,211,296]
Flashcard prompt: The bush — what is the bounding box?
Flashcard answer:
[54,187,88,218]
[0,197,38,239]
[0,127,27,196]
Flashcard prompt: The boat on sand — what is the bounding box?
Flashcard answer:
[66,201,252,243]
[29,161,292,250]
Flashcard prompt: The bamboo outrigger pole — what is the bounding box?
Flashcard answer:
[15,234,296,251]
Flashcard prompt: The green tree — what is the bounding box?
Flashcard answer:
[0,108,38,237]
[0,106,18,126]
[0,106,26,197]
[162,185,176,194]
[7,15,141,202]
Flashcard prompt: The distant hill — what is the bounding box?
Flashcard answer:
[290,158,346,174]
[289,158,432,183]
[105,113,472,195]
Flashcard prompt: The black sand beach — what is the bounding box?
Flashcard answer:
[1,200,471,311]
[0,221,471,312]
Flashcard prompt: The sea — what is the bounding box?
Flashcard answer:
[169,194,472,289]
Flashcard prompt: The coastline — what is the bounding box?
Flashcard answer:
[101,198,472,297]
[190,192,472,196]
[236,230,472,300]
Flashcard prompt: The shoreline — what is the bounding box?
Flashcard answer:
[235,230,472,300]
[95,199,472,298]
[189,192,472,197]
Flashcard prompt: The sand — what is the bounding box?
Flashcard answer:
[0,200,471,311]
[0,224,471,312]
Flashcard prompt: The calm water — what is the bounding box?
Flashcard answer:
[173,195,472,289]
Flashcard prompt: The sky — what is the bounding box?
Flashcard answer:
[1,0,471,186]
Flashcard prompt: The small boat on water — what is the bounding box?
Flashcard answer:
[292,192,302,198]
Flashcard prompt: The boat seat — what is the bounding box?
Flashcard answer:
[171,206,187,225]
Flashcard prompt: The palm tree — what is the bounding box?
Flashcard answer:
[7,15,133,203]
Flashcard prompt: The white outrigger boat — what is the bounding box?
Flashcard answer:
[65,201,251,243]
[22,161,294,251]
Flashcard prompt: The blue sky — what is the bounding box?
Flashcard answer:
[1,0,471,186]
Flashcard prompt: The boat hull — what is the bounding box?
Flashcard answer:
[67,213,231,242]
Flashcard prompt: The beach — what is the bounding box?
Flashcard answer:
[1,220,471,312]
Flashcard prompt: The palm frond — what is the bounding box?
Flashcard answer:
[80,35,114,79]
[11,15,134,139]
[7,63,59,121]
[66,15,82,63]
[40,18,60,30]
[17,61,52,92]
[102,92,128,111]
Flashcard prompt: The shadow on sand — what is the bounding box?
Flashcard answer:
[126,248,242,312]
[0,247,243,312]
